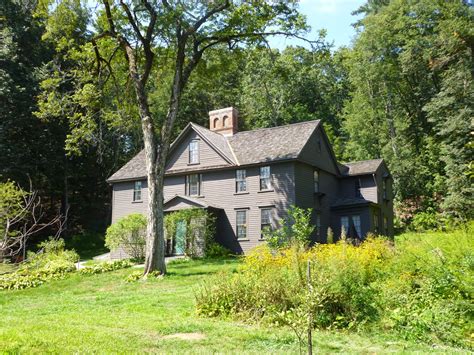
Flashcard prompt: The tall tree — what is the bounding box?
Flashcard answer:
[39,0,310,275]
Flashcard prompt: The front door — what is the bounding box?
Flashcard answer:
[174,220,187,255]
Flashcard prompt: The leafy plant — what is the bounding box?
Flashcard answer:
[105,214,146,261]
[79,259,133,276]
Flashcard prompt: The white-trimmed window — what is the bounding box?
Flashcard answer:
[314,170,320,193]
[260,166,271,190]
[341,216,349,236]
[260,208,272,237]
[189,140,199,164]
[186,174,201,196]
[352,215,361,238]
[133,181,142,201]
[236,210,247,239]
[236,169,247,193]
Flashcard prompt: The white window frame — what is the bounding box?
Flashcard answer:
[236,210,247,239]
[260,207,273,238]
[260,166,272,191]
[235,169,247,193]
[133,181,142,201]
[186,174,201,196]
[189,140,199,164]
[314,170,320,193]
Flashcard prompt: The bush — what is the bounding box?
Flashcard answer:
[105,214,146,261]
[205,242,233,258]
[0,238,79,290]
[196,223,474,348]
[79,259,133,275]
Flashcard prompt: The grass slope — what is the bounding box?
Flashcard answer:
[0,258,464,353]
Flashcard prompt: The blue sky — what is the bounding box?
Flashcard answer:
[270,0,366,50]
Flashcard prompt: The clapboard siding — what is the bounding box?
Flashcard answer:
[339,176,378,203]
[111,180,148,223]
[166,131,230,171]
[294,162,339,242]
[299,126,339,175]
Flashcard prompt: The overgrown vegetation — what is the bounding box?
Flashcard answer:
[0,239,79,290]
[78,259,133,276]
[105,213,147,261]
[196,220,474,349]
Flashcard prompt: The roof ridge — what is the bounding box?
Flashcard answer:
[343,158,384,165]
[232,119,320,136]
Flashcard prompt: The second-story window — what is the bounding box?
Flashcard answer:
[383,178,388,200]
[235,169,247,193]
[314,170,320,193]
[133,181,142,201]
[189,140,199,164]
[260,166,271,190]
[355,178,362,197]
[186,174,201,196]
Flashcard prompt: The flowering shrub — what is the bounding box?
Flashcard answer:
[196,223,474,348]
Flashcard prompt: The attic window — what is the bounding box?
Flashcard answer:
[189,140,199,164]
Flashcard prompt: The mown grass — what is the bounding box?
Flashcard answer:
[0,257,466,353]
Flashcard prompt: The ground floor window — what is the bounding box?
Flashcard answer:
[373,212,379,233]
[352,215,361,238]
[384,216,388,235]
[260,208,273,237]
[340,216,349,236]
[236,210,247,239]
[315,213,321,237]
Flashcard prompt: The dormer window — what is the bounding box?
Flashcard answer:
[189,140,199,164]
[314,170,319,193]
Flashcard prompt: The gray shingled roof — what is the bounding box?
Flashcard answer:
[108,150,147,182]
[331,197,374,208]
[108,120,320,182]
[227,120,320,165]
[340,158,383,176]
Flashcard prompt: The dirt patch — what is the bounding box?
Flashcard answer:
[162,332,206,341]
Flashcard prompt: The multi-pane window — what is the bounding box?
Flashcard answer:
[341,216,349,237]
[352,215,362,238]
[133,181,142,201]
[235,169,247,193]
[189,140,199,164]
[355,178,362,197]
[314,170,320,193]
[261,208,272,237]
[260,166,271,190]
[236,210,247,239]
[186,174,201,196]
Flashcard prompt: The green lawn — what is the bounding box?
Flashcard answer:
[0,258,464,353]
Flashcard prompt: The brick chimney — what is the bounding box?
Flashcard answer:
[209,107,238,136]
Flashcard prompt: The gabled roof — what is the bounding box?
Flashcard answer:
[163,194,222,212]
[227,120,320,165]
[339,158,384,177]
[108,120,321,182]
